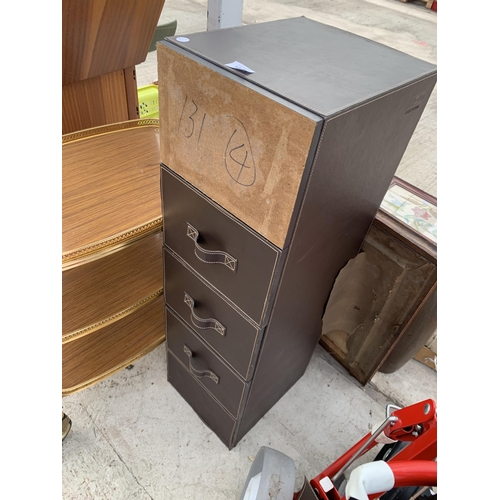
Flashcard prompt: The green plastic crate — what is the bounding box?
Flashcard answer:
[138,84,159,119]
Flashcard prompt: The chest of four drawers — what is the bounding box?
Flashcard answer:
[161,167,283,447]
[158,17,437,449]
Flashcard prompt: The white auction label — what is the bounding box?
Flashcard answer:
[225,61,255,74]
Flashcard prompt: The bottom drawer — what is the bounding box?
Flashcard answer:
[62,295,165,395]
[167,350,237,449]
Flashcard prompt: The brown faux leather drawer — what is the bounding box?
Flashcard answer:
[166,309,248,419]
[161,166,281,325]
[164,249,260,380]
[167,350,237,449]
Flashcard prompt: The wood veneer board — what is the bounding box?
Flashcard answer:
[158,44,318,249]
[62,232,163,339]
[62,295,165,395]
[123,66,140,121]
[62,69,131,135]
[62,0,165,85]
[62,120,161,267]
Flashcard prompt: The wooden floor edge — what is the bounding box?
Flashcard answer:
[318,335,346,361]
[62,336,165,396]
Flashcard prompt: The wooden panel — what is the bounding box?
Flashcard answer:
[63,232,163,339]
[379,283,437,373]
[62,69,131,135]
[124,66,140,121]
[376,177,437,265]
[62,120,161,266]
[62,295,165,395]
[320,176,437,383]
[62,0,165,85]
[158,44,318,249]
[320,223,436,385]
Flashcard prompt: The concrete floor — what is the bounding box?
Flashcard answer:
[62,1,437,498]
[62,345,436,500]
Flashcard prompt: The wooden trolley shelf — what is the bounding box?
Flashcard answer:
[62,119,165,395]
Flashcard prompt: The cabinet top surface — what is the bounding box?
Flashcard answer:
[163,17,436,117]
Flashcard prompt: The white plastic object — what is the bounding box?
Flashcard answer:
[319,476,334,492]
[345,461,395,500]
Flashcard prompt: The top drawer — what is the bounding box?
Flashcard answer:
[161,166,280,326]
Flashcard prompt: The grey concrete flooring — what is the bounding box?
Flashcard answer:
[62,1,437,498]
[62,344,436,500]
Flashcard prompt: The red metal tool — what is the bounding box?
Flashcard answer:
[307,399,437,500]
[240,399,437,500]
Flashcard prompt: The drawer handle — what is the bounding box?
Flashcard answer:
[183,345,220,384]
[184,292,226,336]
[186,223,238,272]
